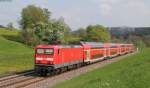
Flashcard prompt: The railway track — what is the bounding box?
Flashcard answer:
[0,64,91,88]
[0,68,59,88]
[0,70,36,88]
[0,71,34,82]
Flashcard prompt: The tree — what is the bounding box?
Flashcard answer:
[142,35,150,47]
[74,28,87,40]
[7,22,14,30]
[19,5,51,46]
[85,25,110,42]
[20,5,50,29]
[128,35,146,48]
[47,18,71,44]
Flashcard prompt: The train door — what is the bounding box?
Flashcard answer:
[85,50,90,62]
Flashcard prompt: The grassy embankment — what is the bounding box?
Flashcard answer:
[0,29,34,75]
[52,48,150,88]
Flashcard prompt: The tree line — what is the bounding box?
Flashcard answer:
[109,27,150,47]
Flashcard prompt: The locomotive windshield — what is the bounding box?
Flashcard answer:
[37,48,54,55]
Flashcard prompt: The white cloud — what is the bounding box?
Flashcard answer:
[93,0,121,16]
[52,8,85,29]
[93,0,120,4]
[99,0,120,4]
[92,0,150,17]
[126,0,150,15]
[100,4,112,16]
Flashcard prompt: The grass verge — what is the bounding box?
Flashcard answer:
[52,48,150,88]
[0,36,34,75]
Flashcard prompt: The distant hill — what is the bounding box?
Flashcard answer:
[109,27,150,46]
[134,27,150,36]
[109,27,150,38]
[0,25,6,29]
[0,28,23,43]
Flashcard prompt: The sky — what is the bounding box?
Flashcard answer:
[0,0,150,30]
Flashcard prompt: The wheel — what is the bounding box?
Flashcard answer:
[40,69,47,76]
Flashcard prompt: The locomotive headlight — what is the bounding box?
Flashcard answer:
[46,58,53,61]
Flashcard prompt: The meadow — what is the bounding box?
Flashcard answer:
[52,48,150,88]
[0,28,149,88]
[0,29,34,75]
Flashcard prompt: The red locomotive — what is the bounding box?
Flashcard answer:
[34,42,135,76]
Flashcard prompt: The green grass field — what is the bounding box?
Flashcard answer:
[0,28,19,36]
[0,28,22,42]
[52,48,150,88]
[0,29,34,75]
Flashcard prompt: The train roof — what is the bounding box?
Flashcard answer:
[36,42,134,49]
[36,45,82,49]
[81,42,104,48]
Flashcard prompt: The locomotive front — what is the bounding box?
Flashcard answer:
[34,45,57,76]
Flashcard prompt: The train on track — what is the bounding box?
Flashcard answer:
[34,42,135,76]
